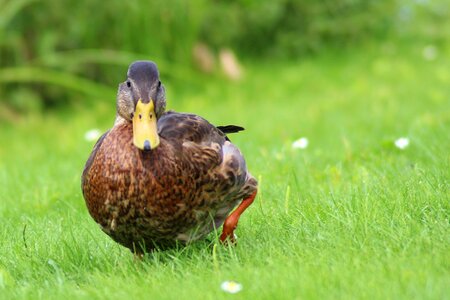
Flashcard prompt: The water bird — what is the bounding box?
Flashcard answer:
[81,61,257,253]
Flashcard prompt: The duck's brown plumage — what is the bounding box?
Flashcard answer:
[82,111,257,252]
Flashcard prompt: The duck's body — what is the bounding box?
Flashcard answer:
[82,108,257,252]
[82,61,257,253]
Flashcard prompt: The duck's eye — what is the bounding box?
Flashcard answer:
[126,81,131,88]
[130,112,134,118]
[157,80,161,88]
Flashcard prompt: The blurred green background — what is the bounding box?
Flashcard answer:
[1,1,449,299]
[0,0,448,115]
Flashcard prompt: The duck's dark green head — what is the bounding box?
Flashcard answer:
[117,61,166,151]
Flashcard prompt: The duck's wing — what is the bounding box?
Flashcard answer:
[157,111,252,188]
[157,111,230,145]
[157,111,255,188]
[157,111,257,238]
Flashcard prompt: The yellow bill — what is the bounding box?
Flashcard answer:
[132,99,160,151]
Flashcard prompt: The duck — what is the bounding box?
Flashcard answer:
[81,61,258,253]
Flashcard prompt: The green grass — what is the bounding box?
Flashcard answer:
[0,43,449,299]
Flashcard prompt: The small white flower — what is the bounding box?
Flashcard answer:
[395,137,410,150]
[292,137,309,149]
[423,45,437,61]
[84,129,102,142]
[221,280,243,294]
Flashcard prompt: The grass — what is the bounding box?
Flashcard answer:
[0,42,449,299]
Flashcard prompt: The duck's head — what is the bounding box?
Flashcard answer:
[116,61,166,151]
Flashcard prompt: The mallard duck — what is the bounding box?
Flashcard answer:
[81,61,257,253]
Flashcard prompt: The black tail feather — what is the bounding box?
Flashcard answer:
[217,125,245,134]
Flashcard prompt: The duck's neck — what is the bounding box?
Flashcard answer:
[114,114,129,126]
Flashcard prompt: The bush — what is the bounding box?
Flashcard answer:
[200,0,398,56]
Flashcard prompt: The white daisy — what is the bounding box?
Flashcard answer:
[292,137,309,149]
[221,280,243,294]
[84,129,102,142]
[394,137,410,150]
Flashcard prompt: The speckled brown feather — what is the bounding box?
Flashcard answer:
[82,112,257,252]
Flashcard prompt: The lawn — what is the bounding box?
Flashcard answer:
[0,43,449,299]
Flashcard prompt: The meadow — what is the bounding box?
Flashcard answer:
[0,43,449,299]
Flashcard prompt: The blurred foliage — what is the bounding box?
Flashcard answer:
[0,0,448,115]
[201,0,396,56]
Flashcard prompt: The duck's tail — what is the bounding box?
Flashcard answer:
[216,125,244,134]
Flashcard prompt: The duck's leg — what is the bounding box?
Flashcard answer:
[220,190,257,243]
